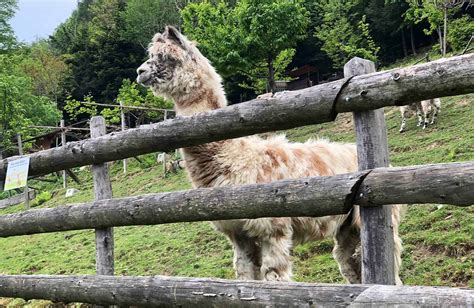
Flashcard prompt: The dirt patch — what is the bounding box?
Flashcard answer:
[426,141,444,150]
[455,98,470,107]
[412,243,473,259]
[333,113,354,133]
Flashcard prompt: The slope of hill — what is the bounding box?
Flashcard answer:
[0,94,472,305]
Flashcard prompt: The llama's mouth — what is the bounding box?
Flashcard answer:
[137,75,153,87]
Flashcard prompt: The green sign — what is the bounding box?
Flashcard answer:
[4,157,30,191]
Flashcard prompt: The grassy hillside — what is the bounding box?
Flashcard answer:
[0,95,472,305]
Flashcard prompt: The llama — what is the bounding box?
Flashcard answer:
[137,26,403,284]
[399,98,441,132]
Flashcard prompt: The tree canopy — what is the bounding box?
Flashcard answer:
[0,0,17,52]
[182,0,309,93]
[1,0,472,156]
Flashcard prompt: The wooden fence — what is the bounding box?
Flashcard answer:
[0,55,473,306]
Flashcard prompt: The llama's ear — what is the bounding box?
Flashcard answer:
[164,26,187,50]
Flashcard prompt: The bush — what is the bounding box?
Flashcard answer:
[34,191,53,206]
[448,15,474,52]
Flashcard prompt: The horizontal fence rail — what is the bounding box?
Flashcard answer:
[0,162,471,238]
[1,54,473,181]
[0,274,472,307]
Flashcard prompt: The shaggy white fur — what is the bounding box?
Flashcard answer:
[137,26,403,284]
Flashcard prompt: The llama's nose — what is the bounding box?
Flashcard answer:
[137,67,146,75]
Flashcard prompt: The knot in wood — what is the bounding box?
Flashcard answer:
[391,72,401,81]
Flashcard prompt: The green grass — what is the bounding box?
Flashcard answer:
[284,93,474,287]
[0,83,473,306]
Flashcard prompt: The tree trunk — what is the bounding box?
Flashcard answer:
[437,27,443,54]
[401,29,408,57]
[267,56,276,94]
[2,87,7,131]
[409,26,417,55]
[443,5,448,56]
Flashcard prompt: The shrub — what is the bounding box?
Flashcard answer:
[34,191,53,206]
[448,15,474,52]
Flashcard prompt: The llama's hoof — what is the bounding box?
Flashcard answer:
[264,271,281,281]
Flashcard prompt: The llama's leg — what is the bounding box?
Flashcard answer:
[246,218,293,281]
[260,233,293,281]
[333,213,361,284]
[430,105,440,125]
[423,111,430,129]
[416,110,424,127]
[399,112,407,132]
[392,205,404,286]
[231,233,261,280]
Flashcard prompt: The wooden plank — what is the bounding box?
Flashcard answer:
[0,190,35,209]
[0,162,471,238]
[345,57,395,285]
[79,101,173,112]
[0,170,362,237]
[29,125,90,131]
[65,169,81,185]
[90,117,114,276]
[356,162,474,207]
[1,55,472,181]
[0,274,471,307]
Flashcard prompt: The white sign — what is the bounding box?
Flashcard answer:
[4,157,30,191]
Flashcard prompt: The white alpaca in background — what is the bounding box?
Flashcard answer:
[400,98,441,132]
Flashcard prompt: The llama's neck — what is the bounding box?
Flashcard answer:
[174,71,233,187]
[173,71,227,116]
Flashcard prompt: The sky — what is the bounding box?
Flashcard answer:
[11,0,77,43]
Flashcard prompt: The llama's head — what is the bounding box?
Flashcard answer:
[137,26,226,114]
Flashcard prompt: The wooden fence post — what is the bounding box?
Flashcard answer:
[16,133,29,209]
[119,102,127,174]
[90,116,114,277]
[344,57,395,285]
[162,152,167,177]
[60,120,67,188]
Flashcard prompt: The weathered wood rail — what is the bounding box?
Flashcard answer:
[0,54,472,180]
[0,162,471,238]
[0,275,471,307]
[0,189,35,209]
